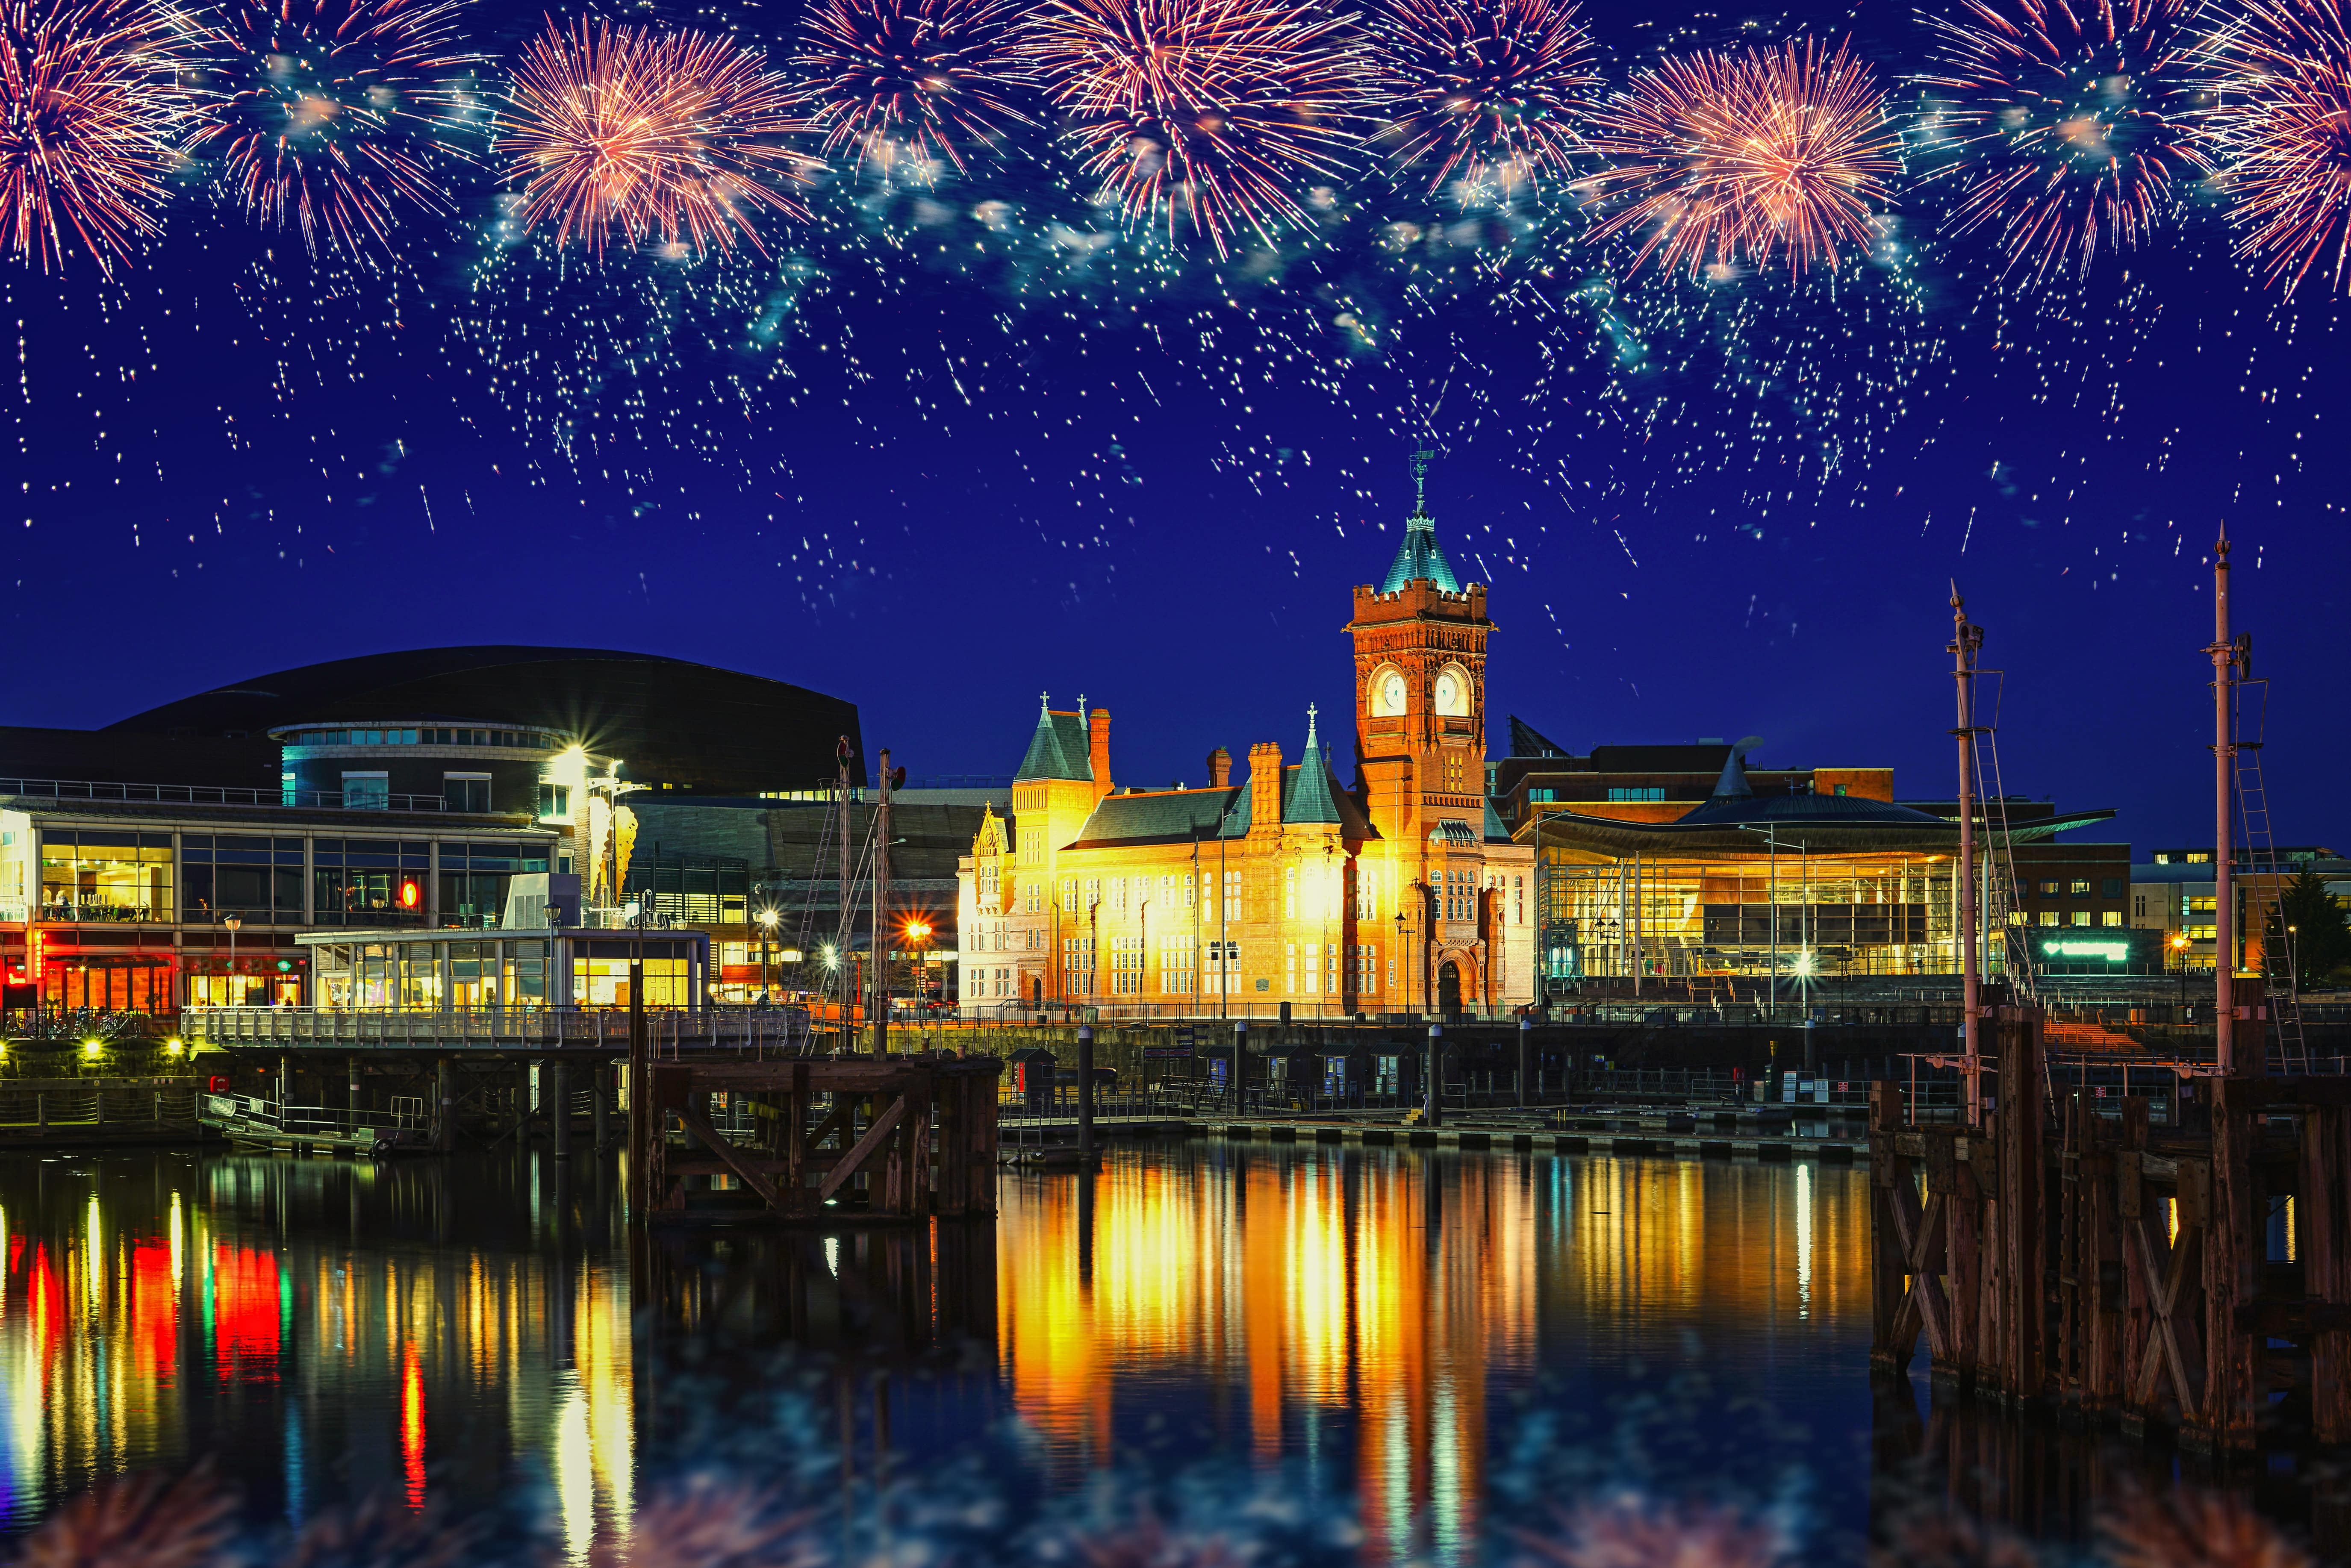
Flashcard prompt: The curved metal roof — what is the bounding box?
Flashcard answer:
[104,646,863,793]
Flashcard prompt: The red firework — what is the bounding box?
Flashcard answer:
[1368,0,1598,195]
[2199,0,2351,296]
[0,0,186,270]
[1017,0,1371,255]
[182,0,479,257]
[1576,38,1900,277]
[792,0,1033,177]
[1913,0,2210,281]
[499,18,813,256]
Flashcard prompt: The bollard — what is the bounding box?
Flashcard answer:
[1426,1023,1444,1128]
[1517,1016,1532,1110]
[1076,1025,1095,1160]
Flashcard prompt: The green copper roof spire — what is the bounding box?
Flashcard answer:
[1380,448,1462,594]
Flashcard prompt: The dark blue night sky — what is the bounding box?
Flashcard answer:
[8,0,2348,850]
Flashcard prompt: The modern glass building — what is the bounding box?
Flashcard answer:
[0,796,558,1012]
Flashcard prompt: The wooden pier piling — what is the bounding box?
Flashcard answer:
[627,1053,1001,1224]
[1870,998,2351,1454]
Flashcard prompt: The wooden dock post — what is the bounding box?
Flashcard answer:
[2302,1099,2351,1445]
[631,1054,1001,1224]
[1993,1000,2045,1408]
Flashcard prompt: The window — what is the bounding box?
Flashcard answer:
[2100,910,2123,927]
[1060,935,1094,996]
[537,783,570,820]
[40,832,174,924]
[1111,936,1146,994]
[1353,943,1378,991]
[1062,878,1078,913]
[1515,875,1525,925]
[313,839,430,927]
[2039,880,2061,896]
[1529,788,1558,803]
[343,772,389,811]
[1606,786,1665,803]
[2186,853,2212,864]
[1285,866,1297,919]
[2069,910,2092,927]
[1834,784,1849,797]
[2038,910,2060,927]
[1224,870,1242,922]
[1285,941,1297,994]
[2069,879,2092,896]
[445,774,492,812]
[2185,894,2216,915]
[1161,936,1195,994]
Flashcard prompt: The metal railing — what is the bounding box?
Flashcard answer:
[180,1004,814,1052]
[0,777,459,812]
[202,1091,422,1137]
[0,1086,201,1130]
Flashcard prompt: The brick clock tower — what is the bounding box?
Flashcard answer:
[1347,453,1508,1009]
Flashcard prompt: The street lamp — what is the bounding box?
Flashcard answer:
[2170,931,2191,1016]
[757,906,779,1001]
[223,915,242,1006]
[1394,909,1408,1019]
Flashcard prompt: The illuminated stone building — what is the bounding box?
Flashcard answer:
[957,496,1537,1016]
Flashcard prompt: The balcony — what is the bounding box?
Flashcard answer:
[0,777,453,812]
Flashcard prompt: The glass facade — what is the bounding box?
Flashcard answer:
[437,841,549,928]
[320,938,557,1009]
[40,832,173,923]
[572,957,688,1007]
[1540,850,1968,982]
[313,839,430,927]
[181,835,303,925]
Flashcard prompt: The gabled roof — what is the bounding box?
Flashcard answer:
[1067,787,1243,849]
[1015,698,1093,783]
[1484,797,1512,842]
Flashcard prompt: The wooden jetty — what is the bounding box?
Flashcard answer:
[628,1052,1002,1224]
[1867,990,2351,1453]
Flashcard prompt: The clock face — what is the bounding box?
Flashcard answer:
[1434,670,1467,716]
[1374,672,1407,717]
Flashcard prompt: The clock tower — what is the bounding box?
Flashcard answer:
[1346,454,1501,1005]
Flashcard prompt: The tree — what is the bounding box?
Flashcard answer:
[2277,869,2351,993]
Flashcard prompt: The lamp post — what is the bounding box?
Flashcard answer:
[223,915,242,1006]
[1394,909,1408,1020]
[2171,932,2191,1018]
[757,906,778,1001]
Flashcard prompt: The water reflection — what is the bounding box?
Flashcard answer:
[992,1145,1873,1562]
[0,1143,1883,1559]
[0,1152,636,1546]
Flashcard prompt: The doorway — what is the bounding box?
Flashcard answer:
[1438,960,1463,1015]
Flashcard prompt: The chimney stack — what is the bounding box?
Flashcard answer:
[1089,706,1113,801]
[1207,747,1231,789]
[1247,741,1283,836]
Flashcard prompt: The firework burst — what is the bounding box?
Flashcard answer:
[1367,0,1598,198]
[1577,38,1900,278]
[2198,0,2351,297]
[791,0,1033,179]
[1912,0,2210,282]
[181,0,478,257]
[0,0,188,270]
[1017,0,1371,256]
[498,19,814,258]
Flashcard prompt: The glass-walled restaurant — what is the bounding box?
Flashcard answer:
[1538,848,1988,984]
[0,806,561,1012]
[299,932,708,1010]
